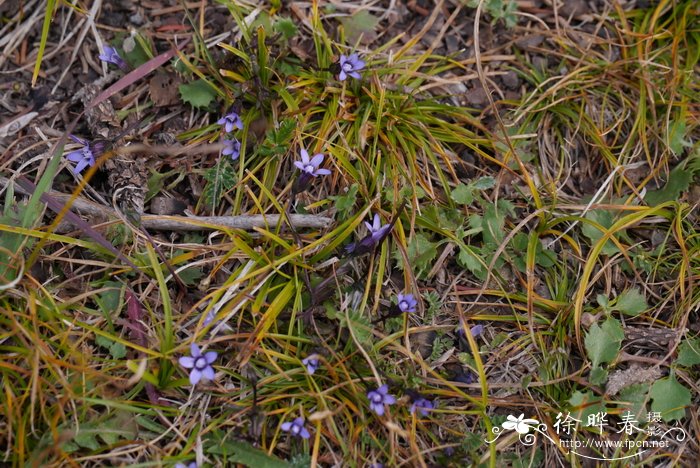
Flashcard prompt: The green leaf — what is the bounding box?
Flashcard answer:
[329,184,358,217]
[482,203,505,246]
[473,176,496,190]
[271,119,296,145]
[649,373,691,422]
[209,438,291,468]
[667,119,692,155]
[581,210,619,255]
[613,288,647,316]
[394,233,438,279]
[274,18,298,39]
[569,390,606,423]
[451,183,474,205]
[74,430,100,451]
[645,163,694,205]
[179,267,204,286]
[339,310,373,346]
[179,79,218,108]
[95,335,127,359]
[617,383,650,421]
[676,337,700,367]
[589,367,608,386]
[457,247,484,278]
[202,158,237,210]
[585,317,624,368]
[339,10,379,44]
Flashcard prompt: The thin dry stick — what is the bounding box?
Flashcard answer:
[2,176,333,231]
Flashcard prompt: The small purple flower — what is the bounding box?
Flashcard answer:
[65,135,100,174]
[294,149,331,177]
[470,324,484,337]
[222,138,241,160]
[456,324,484,339]
[338,53,365,81]
[302,355,320,375]
[217,110,244,133]
[174,463,197,468]
[409,397,435,416]
[397,293,418,313]
[178,343,217,386]
[203,310,216,326]
[365,213,392,243]
[98,45,127,70]
[344,212,394,257]
[280,417,310,439]
[366,384,396,416]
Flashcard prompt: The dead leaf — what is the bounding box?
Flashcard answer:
[149,72,182,107]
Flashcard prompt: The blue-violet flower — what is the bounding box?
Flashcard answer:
[344,212,393,256]
[409,397,435,416]
[294,149,331,177]
[366,384,396,416]
[65,135,101,174]
[222,138,241,160]
[174,463,197,468]
[280,417,311,439]
[365,213,392,243]
[98,45,127,70]
[397,293,418,313]
[338,53,365,81]
[302,355,320,375]
[178,343,217,386]
[217,110,244,133]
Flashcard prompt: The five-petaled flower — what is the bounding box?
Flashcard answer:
[338,53,365,81]
[222,138,241,160]
[178,343,217,386]
[365,213,392,243]
[366,384,396,416]
[344,212,393,256]
[397,293,418,313]
[281,417,311,439]
[502,414,539,435]
[98,45,127,70]
[409,397,435,416]
[292,149,331,194]
[294,149,331,177]
[174,462,197,468]
[217,110,244,133]
[65,135,102,174]
[302,355,320,375]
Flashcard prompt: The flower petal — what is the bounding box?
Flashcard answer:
[300,428,311,439]
[383,394,396,405]
[73,158,89,174]
[315,168,331,176]
[300,149,310,164]
[372,404,385,416]
[65,150,84,162]
[204,351,218,363]
[338,71,347,81]
[190,343,201,357]
[309,153,324,167]
[201,365,215,381]
[189,368,202,385]
[377,384,388,394]
[179,356,195,368]
[281,422,292,431]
